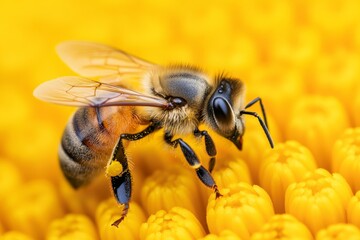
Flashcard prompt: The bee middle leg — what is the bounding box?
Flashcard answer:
[109,122,160,227]
[164,132,222,198]
[194,129,217,173]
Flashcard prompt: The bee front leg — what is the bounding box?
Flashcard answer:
[194,129,217,173]
[164,132,222,198]
[109,122,161,227]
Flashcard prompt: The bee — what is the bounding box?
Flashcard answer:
[34,41,274,227]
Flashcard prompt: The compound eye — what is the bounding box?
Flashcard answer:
[213,97,235,130]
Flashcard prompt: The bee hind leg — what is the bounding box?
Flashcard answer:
[109,122,161,227]
[164,132,222,198]
[110,171,131,227]
[194,129,217,173]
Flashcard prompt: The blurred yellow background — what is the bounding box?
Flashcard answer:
[1,0,360,239]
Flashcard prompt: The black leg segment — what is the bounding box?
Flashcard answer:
[109,122,160,227]
[194,129,217,172]
[164,132,222,198]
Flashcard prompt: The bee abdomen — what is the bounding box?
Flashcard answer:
[59,108,109,188]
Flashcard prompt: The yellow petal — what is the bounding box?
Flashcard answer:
[140,207,206,240]
[96,198,146,240]
[332,128,360,192]
[1,180,65,239]
[0,231,35,240]
[259,141,317,213]
[46,214,97,240]
[238,114,281,184]
[58,175,111,219]
[251,214,313,240]
[285,95,350,170]
[199,230,241,240]
[347,191,360,228]
[0,159,22,202]
[316,224,360,240]
[140,166,205,225]
[207,182,274,239]
[212,157,252,188]
[285,169,353,235]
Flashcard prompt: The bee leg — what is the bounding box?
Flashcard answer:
[110,171,131,227]
[164,133,222,198]
[110,122,161,227]
[194,129,217,173]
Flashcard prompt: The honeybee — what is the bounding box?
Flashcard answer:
[34,41,274,226]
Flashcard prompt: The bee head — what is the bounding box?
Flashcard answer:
[205,77,246,150]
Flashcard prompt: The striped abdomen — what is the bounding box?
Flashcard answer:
[59,106,141,188]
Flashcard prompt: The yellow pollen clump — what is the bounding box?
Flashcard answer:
[250,214,313,240]
[332,128,360,192]
[46,214,97,240]
[315,223,360,240]
[285,95,350,170]
[96,198,146,240]
[347,191,360,228]
[140,166,205,225]
[285,168,353,235]
[207,182,274,239]
[106,161,123,177]
[259,141,317,213]
[140,207,206,240]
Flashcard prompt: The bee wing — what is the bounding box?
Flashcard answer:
[33,76,169,108]
[56,41,155,83]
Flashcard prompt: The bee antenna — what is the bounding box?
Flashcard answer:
[241,97,274,148]
[240,110,274,148]
[244,97,269,128]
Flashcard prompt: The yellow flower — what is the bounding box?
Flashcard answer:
[285,169,353,235]
[2,0,360,239]
[347,191,360,228]
[0,231,35,240]
[200,230,241,240]
[0,159,22,201]
[238,114,281,184]
[58,176,111,219]
[46,214,97,240]
[207,182,274,239]
[332,128,360,192]
[354,89,360,126]
[316,224,360,240]
[1,180,65,239]
[211,156,252,188]
[259,141,317,213]
[251,214,313,240]
[285,95,350,169]
[140,166,205,225]
[96,198,146,240]
[140,207,206,240]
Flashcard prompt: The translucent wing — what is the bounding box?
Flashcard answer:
[33,77,169,108]
[56,41,156,83]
